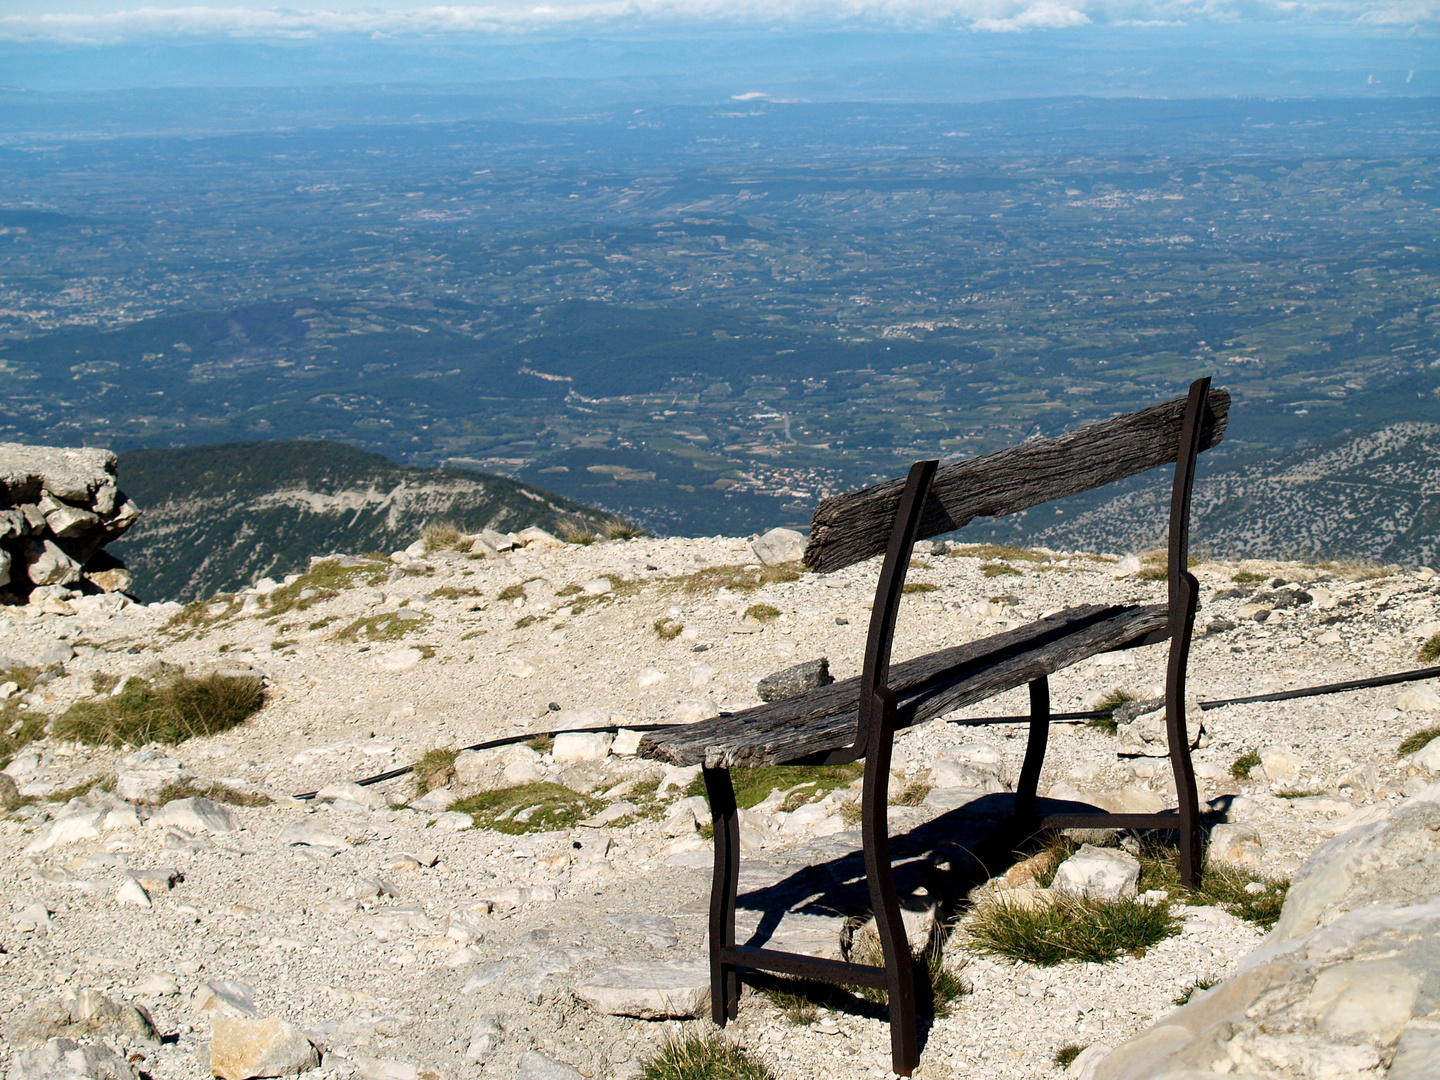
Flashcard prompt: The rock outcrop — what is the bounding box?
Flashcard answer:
[1,443,140,600]
[1084,782,1440,1079]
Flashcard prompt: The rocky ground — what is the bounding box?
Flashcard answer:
[3,528,1440,1080]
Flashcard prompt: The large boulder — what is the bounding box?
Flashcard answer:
[1084,782,1440,1080]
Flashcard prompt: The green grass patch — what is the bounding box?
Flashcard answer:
[53,673,265,747]
[1172,978,1217,1006]
[640,1033,773,1080]
[527,734,555,753]
[450,782,602,834]
[1230,570,1266,584]
[965,892,1178,966]
[902,581,941,593]
[333,611,429,643]
[263,558,389,618]
[1230,751,1262,780]
[1054,1045,1086,1069]
[163,593,241,636]
[157,779,272,807]
[432,585,483,600]
[1135,844,1289,929]
[980,564,1022,577]
[414,748,459,797]
[1,666,52,769]
[745,603,781,623]
[671,564,802,595]
[686,762,862,810]
[1420,634,1440,664]
[1399,727,1440,757]
[953,544,1044,563]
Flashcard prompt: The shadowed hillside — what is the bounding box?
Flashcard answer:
[108,440,624,601]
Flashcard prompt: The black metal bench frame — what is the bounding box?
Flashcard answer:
[641,378,1227,1075]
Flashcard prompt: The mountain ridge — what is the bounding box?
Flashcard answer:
[108,439,623,602]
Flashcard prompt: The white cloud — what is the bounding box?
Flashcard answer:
[0,0,1433,43]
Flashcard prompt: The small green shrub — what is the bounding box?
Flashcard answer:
[1399,726,1440,757]
[414,748,459,797]
[654,617,684,641]
[449,782,600,834]
[53,673,265,747]
[1054,1045,1086,1068]
[965,892,1179,966]
[744,603,781,623]
[1420,634,1440,664]
[1230,751,1262,780]
[849,925,970,1016]
[527,734,555,754]
[558,520,599,545]
[640,1033,773,1080]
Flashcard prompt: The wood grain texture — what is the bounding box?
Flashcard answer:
[639,603,1168,767]
[803,388,1229,574]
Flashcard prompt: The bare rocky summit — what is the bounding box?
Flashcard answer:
[2,526,1439,1080]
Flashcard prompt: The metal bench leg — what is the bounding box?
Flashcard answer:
[861,688,920,1077]
[1014,675,1050,824]
[703,765,741,1023]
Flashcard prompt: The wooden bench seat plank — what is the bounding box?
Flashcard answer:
[640,603,1168,768]
[804,388,1229,574]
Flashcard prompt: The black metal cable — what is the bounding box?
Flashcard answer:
[294,665,1440,799]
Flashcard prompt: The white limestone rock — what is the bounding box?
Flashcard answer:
[1053,844,1141,901]
[574,961,710,1019]
[153,797,236,835]
[553,731,613,762]
[209,1014,320,1080]
[1207,823,1265,869]
[750,527,806,566]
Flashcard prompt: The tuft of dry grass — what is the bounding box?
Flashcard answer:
[413,748,459,796]
[654,617,684,641]
[421,519,469,551]
[671,564,802,594]
[685,762,862,811]
[157,779,272,807]
[1398,727,1440,757]
[1,666,51,769]
[744,603,781,623]
[53,673,265,747]
[1054,1045,1086,1068]
[1420,634,1440,664]
[952,544,1044,563]
[890,782,931,806]
[903,581,941,592]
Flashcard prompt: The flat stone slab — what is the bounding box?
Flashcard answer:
[574,961,710,1019]
[603,913,679,948]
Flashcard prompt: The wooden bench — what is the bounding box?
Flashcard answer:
[639,377,1229,1075]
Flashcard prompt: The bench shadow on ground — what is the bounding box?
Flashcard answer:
[730,792,1224,1042]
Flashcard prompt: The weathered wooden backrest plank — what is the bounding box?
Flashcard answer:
[804,388,1230,574]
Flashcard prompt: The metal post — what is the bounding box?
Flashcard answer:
[704,765,740,1022]
[1015,676,1050,824]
